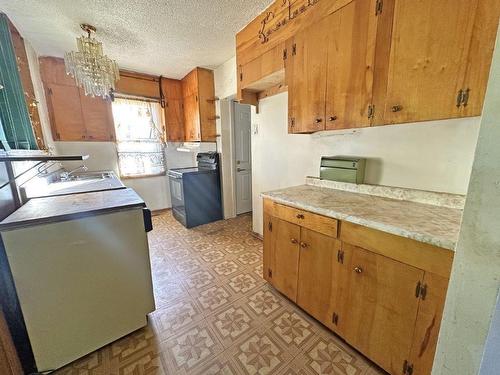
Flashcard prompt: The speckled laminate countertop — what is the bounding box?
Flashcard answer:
[262,185,463,250]
[0,188,145,230]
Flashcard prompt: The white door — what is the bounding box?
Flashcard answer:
[234,102,252,214]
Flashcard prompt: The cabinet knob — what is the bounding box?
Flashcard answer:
[300,242,308,249]
[315,118,323,124]
[296,213,304,219]
[354,266,363,274]
[291,238,298,244]
[391,105,403,112]
[329,116,337,121]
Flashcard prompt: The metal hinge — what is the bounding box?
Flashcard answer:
[290,117,295,128]
[268,221,273,232]
[332,312,339,325]
[283,49,287,60]
[415,281,427,300]
[337,249,344,264]
[403,360,414,375]
[268,269,273,278]
[367,104,375,119]
[240,72,243,81]
[375,0,383,15]
[292,43,297,56]
[456,88,471,107]
[48,87,53,95]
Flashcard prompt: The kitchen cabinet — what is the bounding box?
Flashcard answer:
[296,228,344,332]
[181,67,216,142]
[269,217,301,302]
[375,0,500,125]
[340,243,424,375]
[287,18,329,133]
[236,0,500,132]
[45,83,86,141]
[263,198,452,375]
[0,310,22,375]
[40,57,115,142]
[162,78,185,142]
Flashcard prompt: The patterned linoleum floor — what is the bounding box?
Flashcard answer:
[55,211,385,375]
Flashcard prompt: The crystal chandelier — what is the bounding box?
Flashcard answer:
[64,24,120,98]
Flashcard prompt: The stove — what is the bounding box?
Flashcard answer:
[167,152,223,228]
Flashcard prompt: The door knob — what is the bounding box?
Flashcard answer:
[391,105,403,112]
[354,266,363,274]
[300,242,308,249]
[237,168,247,172]
[315,118,323,124]
[329,116,337,121]
[296,214,304,219]
[291,238,298,244]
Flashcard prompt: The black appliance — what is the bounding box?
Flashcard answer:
[168,152,223,228]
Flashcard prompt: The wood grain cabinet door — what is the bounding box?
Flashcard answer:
[271,218,301,302]
[296,228,345,332]
[409,272,449,375]
[46,83,86,141]
[165,99,185,142]
[325,0,378,130]
[79,91,115,141]
[197,68,216,142]
[377,0,479,125]
[287,17,329,134]
[340,243,424,375]
[182,94,201,141]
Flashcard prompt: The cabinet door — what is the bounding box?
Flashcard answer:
[379,0,478,125]
[409,272,449,375]
[271,218,301,302]
[183,94,201,141]
[165,99,185,142]
[296,228,344,331]
[79,90,115,141]
[325,0,377,130]
[287,18,329,133]
[340,244,424,374]
[197,68,216,142]
[46,83,86,141]
[459,0,500,117]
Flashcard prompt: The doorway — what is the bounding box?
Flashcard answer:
[233,102,252,215]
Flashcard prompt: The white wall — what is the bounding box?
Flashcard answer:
[433,26,500,375]
[251,92,480,235]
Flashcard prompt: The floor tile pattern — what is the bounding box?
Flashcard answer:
[54,212,385,374]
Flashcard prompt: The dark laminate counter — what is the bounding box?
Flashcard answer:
[0,188,145,230]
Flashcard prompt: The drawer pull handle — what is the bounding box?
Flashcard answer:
[296,214,305,219]
[291,238,298,244]
[315,118,323,124]
[391,105,403,112]
[329,116,338,121]
[300,242,308,249]
[354,266,363,274]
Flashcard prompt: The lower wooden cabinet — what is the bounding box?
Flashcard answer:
[263,200,451,375]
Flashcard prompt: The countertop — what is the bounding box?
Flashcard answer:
[262,184,463,250]
[0,188,145,230]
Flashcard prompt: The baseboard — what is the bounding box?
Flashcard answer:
[251,231,263,241]
[151,208,171,216]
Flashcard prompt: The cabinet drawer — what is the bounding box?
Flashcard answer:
[273,203,338,238]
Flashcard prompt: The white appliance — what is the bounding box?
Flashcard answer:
[1,207,155,372]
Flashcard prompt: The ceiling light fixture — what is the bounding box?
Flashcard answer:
[64,24,120,98]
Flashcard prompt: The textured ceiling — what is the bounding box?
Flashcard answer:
[0,0,272,78]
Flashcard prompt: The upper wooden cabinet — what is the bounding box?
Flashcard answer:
[236,0,500,132]
[375,0,500,125]
[181,67,217,142]
[40,57,115,142]
[162,78,185,142]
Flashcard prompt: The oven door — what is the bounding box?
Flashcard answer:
[168,173,186,225]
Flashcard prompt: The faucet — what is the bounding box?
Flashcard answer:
[60,165,88,180]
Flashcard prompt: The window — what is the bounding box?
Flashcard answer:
[111,98,166,178]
